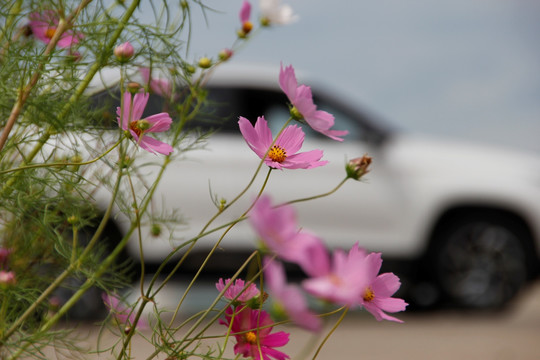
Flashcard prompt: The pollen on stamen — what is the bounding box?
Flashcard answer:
[45,27,56,39]
[363,287,375,302]
[245,331,258,344]
[129,121,143,137]
[268,145,287,163]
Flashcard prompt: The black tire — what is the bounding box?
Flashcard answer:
[430,211,532,309]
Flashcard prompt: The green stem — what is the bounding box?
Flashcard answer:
[0,0,23,62]
[162,167,272,328]
[70,226,79,265]
[286,176,349,206]
[311,307,349,360]
[0,138,123,176]
[1,152,124,346]
[197,118,292,236]
[144,252,261,360]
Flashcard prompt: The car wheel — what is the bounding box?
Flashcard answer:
[431,212,531,309]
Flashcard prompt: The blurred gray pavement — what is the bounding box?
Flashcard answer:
[48,280,540,359]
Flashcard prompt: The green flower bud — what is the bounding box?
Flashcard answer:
[151,223,162,237]
[198,57,212,69]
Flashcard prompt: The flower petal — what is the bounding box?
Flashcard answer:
[279,63,298,103]
[275,124,304,154]
[131,92,149,122]
[146,112,172,133]
[374,296,408,313]
[138,136,173,155]
[239,116,271,158]
[282,150,326,169]
[371,272,401,297]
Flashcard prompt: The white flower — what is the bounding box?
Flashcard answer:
[260,0,298,25]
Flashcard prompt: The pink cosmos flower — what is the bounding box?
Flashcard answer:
[139,67,173,98]
[302,243,370,307]
[116,91,173,155]
[264,258,321,331]
[102,293,148,329]
[216,278,261,304]
[279,63,348,141]
[358,252,408,323]
[28,10,83,48]
[238,116,327,170]
[220,306,290,360]
[249,195,329,275]
[302,243,407,322]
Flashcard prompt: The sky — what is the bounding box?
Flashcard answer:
[138,0,540,153]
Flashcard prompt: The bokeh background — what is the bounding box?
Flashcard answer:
[138,0,540,154]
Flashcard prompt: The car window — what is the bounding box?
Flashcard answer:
[202,86,365,141]
[87,85,382,144]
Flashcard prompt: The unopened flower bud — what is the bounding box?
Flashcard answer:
[242,21,253,35]
[218,48,233,61]
[67,215,78,225]
[114,41,134,63]
[185,65,196,75]
[70,154,82,163]
[151,223,162,237]
[198,57,212,69]
[246,291,268,309]
[219,198,227,211]
[260,17,270,27]
[346,155,372,180]
[0,270,16,287]
[49,296,62,311]
[120,155,133,168]
[127,82,141,93]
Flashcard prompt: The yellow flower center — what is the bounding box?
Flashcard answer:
[129,119,150,137]
[244,331,258,344]
[45,27,57,39]
[268,145,287,163]
[363,287,375,302]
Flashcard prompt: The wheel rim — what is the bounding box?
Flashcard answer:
[437,221,527,308]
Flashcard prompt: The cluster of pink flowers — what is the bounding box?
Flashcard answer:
[222,61,405,360]
[253,196,408,322]
[216,200,407,358]
[216,279,290,360]
[239,64,349,170]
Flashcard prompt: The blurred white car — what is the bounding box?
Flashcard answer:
[84,65,540,309]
